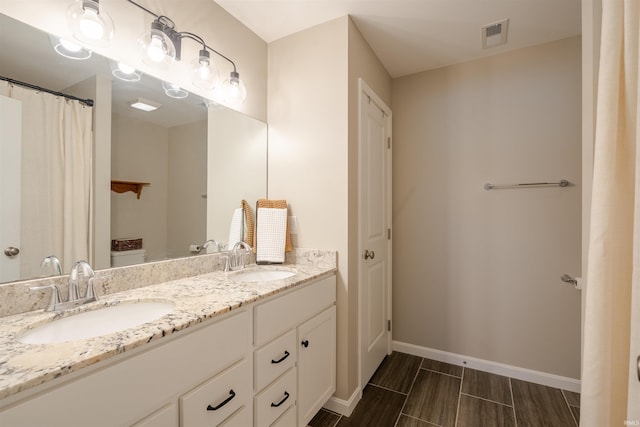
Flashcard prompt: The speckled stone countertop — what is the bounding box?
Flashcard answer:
[0,252,336,401]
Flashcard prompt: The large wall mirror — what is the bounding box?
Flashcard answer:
[0,14,267,284]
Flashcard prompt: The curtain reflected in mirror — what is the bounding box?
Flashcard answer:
[0,82,93,282]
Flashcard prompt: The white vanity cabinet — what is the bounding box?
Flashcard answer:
[0,272,337,427]
[0,309,252,427]
[253,275,336,427]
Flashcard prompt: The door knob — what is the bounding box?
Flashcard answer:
[4,247,19,257]
[364,249,375,260]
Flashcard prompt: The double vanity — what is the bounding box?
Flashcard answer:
[0,249,337,427]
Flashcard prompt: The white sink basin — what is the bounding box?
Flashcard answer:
[18,301,175,345]
[230,269,295,283]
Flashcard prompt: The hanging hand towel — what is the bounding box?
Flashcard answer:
[255,199,292,252]
[227,207,244,249]
[256,207,287,263]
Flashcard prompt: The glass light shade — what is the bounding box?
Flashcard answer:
[191,51,218,90]
[110,60,142,82]
[221,72,247,106]
[162,81,188,99]
[49,35,92,60]
[66,0,114,47]
[138,27,176,68]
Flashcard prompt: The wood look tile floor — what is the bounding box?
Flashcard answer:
[309,352,580,427]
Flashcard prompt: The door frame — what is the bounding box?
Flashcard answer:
[357,78,393,392]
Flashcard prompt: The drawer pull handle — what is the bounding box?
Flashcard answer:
[270,391,290,408]
[301,340,309,348]
[206,389,236,411]
[271,350,290,364]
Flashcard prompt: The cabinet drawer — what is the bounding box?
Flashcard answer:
[219,405,252,427]
[180,359,252,427]
[254,329,297,391]
[271,404,296,427]
[254,368,297,427]
[254,275,336,346]
[131,403,176,427]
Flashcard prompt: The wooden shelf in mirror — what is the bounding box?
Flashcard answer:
[111,180,150,199]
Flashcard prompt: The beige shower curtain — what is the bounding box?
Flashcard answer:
[581,0,640,425]
[0,81,93,277]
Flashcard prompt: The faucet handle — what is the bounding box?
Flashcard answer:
[30,284,61,312]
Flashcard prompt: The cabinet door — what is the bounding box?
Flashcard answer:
[131,403,177,427]
[297,305,336,426]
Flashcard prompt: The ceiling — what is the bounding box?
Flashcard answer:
[213,0,582,78]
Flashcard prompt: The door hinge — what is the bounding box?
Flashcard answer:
[387,137,391,149]
[387,228,391,240]
[388,320,391,332]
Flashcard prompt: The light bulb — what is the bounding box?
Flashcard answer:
[191,50,218,90]
[79,9,104,40]
[147,35,166,62]
[50,35,92,60]
[60,38,83,52]
[110,60,142,82]
[162,81,188,99]
[138,21,176,68]
[222,71,247,105]
[117,63,136,74]
[66,0,114,47]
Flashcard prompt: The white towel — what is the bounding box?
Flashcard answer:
[256,207,287,263]
[227,208,245,249]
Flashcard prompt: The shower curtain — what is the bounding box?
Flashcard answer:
[581,0,640,425]
[0,81,93,277]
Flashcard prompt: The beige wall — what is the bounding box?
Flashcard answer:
[391,36,582,379]
[268,15,391,402]
[168,120,207,258]
[2,0,267,121]
[268,16,350,399]
[111,114,169,262]
[347,17,392,394]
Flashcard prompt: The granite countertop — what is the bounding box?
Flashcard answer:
[0,262,336,401]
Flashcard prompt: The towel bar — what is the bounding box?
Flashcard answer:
[484,179,569,191]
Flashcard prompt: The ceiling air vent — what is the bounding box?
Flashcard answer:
[481,18,509,49]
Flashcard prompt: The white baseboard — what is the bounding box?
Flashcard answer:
[393,341,581,393]
[323,387,362,417]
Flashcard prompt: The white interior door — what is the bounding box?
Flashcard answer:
[359,79,392,388]
[0,94,22,282]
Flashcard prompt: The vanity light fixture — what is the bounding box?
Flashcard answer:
[127,0,247,104]
[66,0,114,47]
[110,60,142,82]
[128,97,162,112]
[49,35,92,60]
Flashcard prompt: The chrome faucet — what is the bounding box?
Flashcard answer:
[40,255,62,276]
[229,241,252,271]
[201,239,220,253]
[30,260,98,312]
[69,261,97,301]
